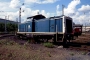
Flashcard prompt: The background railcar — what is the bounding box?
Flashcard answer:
[17,14,73,43]
[70,24,83,40]
[73,24,83,38]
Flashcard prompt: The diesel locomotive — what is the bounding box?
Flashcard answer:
[17,14,76,45]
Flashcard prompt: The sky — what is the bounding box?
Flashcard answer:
[0,0,90,26]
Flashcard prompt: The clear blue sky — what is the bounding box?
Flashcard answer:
[0,0,90,12]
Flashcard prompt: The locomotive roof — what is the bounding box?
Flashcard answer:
[49,15,72,19]
[27,14,46,20]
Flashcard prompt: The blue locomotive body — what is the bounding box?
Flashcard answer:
[35,18,63,32]
[18,17,64,33]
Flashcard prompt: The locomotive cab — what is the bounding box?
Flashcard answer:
[61,16,73,41]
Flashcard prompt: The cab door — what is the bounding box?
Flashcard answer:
[50,20,55,32]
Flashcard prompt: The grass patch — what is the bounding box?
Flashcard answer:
[48,52,51,57]
[7,41,16,45]
[0,39,8,45]
[43,42,54,48]
[7,53,13,57]
[27,40,31,43]
[70,53,74,56]
[27,39,35,43]
[82,51,88,55]
[0,53,1,56]
[0,39,16,45]
[24,42,29,46]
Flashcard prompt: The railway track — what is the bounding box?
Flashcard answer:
[0,34,15,38]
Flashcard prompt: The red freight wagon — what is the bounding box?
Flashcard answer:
[73,24,83,38]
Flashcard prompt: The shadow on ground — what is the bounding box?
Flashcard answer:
[53,42,90,47]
